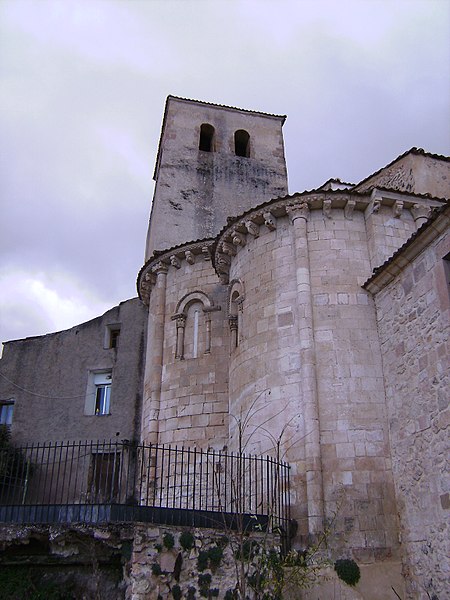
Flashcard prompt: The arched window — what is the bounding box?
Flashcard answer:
[199,123,215,152]
[173,291,216,359]
[234,130,250,157]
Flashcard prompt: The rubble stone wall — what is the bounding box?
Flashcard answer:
[373,225,449,599]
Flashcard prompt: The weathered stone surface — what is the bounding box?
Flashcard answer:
[370,215,449,600]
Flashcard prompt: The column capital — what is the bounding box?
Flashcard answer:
[411,203,431,226]
[172,313,187,329]
[152,261,169,275]
[286,200,310,223]
[228,315,238,331]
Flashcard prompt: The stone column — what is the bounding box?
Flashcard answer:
[141,261,168,445]
[174,314,186,359]
[286,202,325,536]
[204,312,212,354]
[228,315,238,350]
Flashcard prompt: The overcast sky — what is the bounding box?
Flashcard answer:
[0,0,449,348]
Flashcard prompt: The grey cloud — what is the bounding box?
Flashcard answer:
[0,0,449,345]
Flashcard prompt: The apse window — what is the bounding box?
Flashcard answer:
[199,123,215,152]
[234,129,250,157]
[0,402,14,427]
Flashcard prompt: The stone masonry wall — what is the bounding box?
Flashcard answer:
[373,226,449,599]
[141,255,230,449]
[364,202,417,271]
[307,207,401,564]
[228,214,308,530]
[224,198,401,571]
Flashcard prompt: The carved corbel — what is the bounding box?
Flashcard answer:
[245,220,259,238]
[220,241,236,257]
[170,255,181,269]
[201,245,211,261]
[185,250,195,264]
[344,199,356,220]
[322,199,332,219]
[372,199,381,213]
[263,211,276,231]
[393,200,404,218]
[216,253,231,284]
[217,253,231,268]
[232,230,246,247]
[139,274,153,304]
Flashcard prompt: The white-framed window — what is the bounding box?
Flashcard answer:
[85,370,112,416]
[0,402,14,426]
[94,373,111,415]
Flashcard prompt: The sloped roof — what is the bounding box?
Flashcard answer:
[353,147,450,192]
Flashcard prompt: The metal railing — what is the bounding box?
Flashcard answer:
[0,440,291,533]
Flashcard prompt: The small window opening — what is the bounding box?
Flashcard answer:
[105,324,121,349]
[234,129,250,157]
[0,402,14,427]
[199,123,215,152]
[109,328,120,349]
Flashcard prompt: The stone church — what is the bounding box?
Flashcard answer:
[0,96,448,599]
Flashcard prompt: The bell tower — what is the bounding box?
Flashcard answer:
[145,96,288,258]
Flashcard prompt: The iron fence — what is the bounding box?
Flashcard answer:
[0,440,291,533]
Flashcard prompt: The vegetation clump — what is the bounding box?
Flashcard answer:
[197,550,209,572]
[207,545,223,571]
[163,532,175,550]
[179,531,195,551]
[170,584,182,600]
[334,558,360,586]
[198,573,212,597]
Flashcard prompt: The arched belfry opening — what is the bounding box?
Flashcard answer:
[199,123,215,152]
[234,129,250,157]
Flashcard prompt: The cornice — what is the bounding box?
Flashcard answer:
[212,190,444,283]
[137,239,215,304]
[137,190,447,299]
